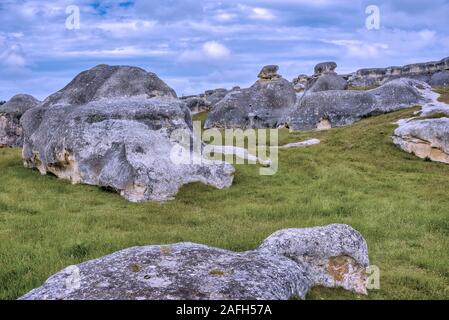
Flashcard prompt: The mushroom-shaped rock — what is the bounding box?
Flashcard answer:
[19,224,370,300]
[258,65,281,80]
[0,94,40,147]
[314,62,337,75]
[21,65,234,202]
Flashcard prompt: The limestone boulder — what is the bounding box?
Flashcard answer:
[393,118,449,164]
[0,94,40,147]
[20,224,369,300]
[21,64,234,202]
[287,78,424,131]
[205,66,296,129]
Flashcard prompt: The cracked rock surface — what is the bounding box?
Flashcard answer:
[20,224,369,300]
[287,78,424,131]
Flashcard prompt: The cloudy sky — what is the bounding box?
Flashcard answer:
[1,0,448,100]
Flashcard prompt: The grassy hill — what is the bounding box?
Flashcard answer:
[0,107,448,299]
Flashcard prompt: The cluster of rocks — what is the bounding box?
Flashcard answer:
[20,224,370,300]
[20,64,234,202]
[203,62,427,131]
[348,56,449,87]
[0,94,40,148]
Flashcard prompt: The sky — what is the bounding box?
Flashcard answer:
[0,0,448,100]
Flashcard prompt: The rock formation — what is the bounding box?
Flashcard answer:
[21,64,234,202]
[393,81,449,164]
[205,65,296,129]
[183,96,212,114]
[292,74,309,92]
[287,78,424,131]
[394,118,449,164]
[348,56,449,87]
[20,224,369,300]
[314,62,337,75]
[0,94,40,147]
[429,71,449,87]
[181,88,235,114]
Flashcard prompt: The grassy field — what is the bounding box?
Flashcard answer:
[1,107,449,300]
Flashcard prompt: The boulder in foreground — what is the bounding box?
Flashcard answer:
[20,224,369,300]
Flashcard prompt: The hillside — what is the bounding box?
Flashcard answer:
[1,107,448,299]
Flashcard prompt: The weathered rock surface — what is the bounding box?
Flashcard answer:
[183,96,212,114]
[292,74,309,92]
[287,78,424,131]
[279,139,321,149]
[181,88,236,114]
[306,73,348,93]
[393,118,449,164]
[0,94,40,147]
[393,83,449,163]
[258,65,281,80]
[21,64,234,202]
[205,66,296,129]
[314,62,337,75]
[20,224,369,300]
[348,56,449,87]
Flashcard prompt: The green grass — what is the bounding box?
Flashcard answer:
[435,87,449,104]
[1,107,449,300]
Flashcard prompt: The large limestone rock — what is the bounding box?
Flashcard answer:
[349,56,449,87]
[393,84,449,163]
[204,65,296,129]
[20,224,370,300]
[21,64,234,202]
[287,78,424,131]
[393,118,449,164]
[0,94,40,147]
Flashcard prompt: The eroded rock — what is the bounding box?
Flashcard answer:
[0,94,40,147]
[21,64,234,202]
[349,56,449,87]
[205,66,296,129]
[394,118,449,164]
[288,78,424,131]
[20,224,370,300]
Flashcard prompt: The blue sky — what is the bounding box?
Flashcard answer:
[1,0,448,100]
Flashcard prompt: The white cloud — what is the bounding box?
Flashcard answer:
[250,7,275,20]
[179,41,231,62]
[0,38,27,68]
